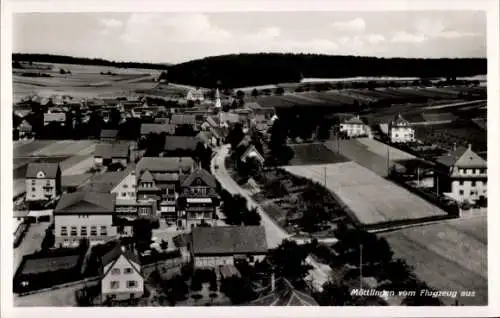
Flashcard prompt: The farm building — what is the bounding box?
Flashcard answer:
[101,244,144,302]
[186,89,205,102]
[100,129,119,143]
[170,114,197,127]
[433,144,487,203]
[13,248,85,294]
[389,114,414,143]
[163,136,199,156]
[191,226,268,268]
[339,115,368,138]
[140,123,176,138]
[25,162,62,203]
[43,112,66,126]
[53,191,117,247]
[94,143,131,168]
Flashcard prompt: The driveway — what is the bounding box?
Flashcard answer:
[211,145,291,249]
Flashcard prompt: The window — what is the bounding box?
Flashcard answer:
[472,181,477,187]
[124,268,133,274]
[61,226,68,236]
[111,268,120,275]
[70,226,77,236]
[123,184,128,188]
[459,190,464,196]
[459,180,464,186]
[80,226,87,236]
[31,187,36,192]
[31,180,36,185]
[90,226,97,236]
[110,281,119,289]
[100,226,107,236]
[122,192,127,197]
[132,184,136,188]
[127,280,137,288]
[460,169,465,174]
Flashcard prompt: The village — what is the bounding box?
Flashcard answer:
[11,57,488,307]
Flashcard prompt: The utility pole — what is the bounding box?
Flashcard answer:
[324,166,327,187]
[417,167,420,186]
[436,174,439,195]
[387,145,390,176]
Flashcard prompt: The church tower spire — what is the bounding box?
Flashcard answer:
[214,88,222,110]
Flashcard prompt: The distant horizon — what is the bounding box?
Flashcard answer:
[12,51,488,67]
[13,12,486,64]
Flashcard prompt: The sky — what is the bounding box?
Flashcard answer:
[13,11,486,64]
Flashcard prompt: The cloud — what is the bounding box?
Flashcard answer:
[365,34,385,44]
[331,17,366,32]
[414,18,481,39]
[100,18,123,29]
[120,13,232,44]
[391,31,426,43]
[246,27,281,41]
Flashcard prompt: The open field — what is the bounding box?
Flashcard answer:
[283,162,447,226]
[288,143,350,166]
[380,214,487,305]
[13,62,160,102]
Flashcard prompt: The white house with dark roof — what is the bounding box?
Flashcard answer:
[101,244,144,302]
[339,115,368,138]
[25,162,61,202]
[53,192,117,247]
[191,226,268,268]
[434,144,487,203]
[389,113,415,143]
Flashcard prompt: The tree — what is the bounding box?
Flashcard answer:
[175,124,196,136]
[275,87,285,95]
[220,276,255,304]
[40,228,55,250]
[251,88,259,97]
[317,281,353,305]
[226,123,244,149]
[132,218,153,251]
[236,90,245,101]
[109,108,121,128]
[160,239,168,250]
[243,207,261,226]
[267,240,312,284]
[59,68,66,74]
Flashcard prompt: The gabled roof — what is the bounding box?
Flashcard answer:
[136,157,194,174]
[25,162,60,179]
[164,136,199,152]
[181,168,216,188]
[249,278,319,306]
[192,226,268,255]
[54,191,115,214]
[139,170,155,182]
[391,113,409,126]
[101,244,141,277]
[140,123,176,135]
[83,167,134,193]
[100,129,119,139]
[436,145,486,168]
[171,114,196,126]
[343,115,364,125]
[241,145,265,163]
[94,143,129,159]
[44,112,66,122]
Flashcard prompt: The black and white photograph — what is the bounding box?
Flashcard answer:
[1,1,499,316]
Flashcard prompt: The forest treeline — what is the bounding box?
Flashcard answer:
[165,53,486,88]
[12,53,170,70]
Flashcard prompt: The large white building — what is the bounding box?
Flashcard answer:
[25,163,61,203]
[339,115,368,138]
[53,192,117,247]
[434,144,487,203]
[389,114,415,143]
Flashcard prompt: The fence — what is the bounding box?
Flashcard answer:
[16,276,100,297]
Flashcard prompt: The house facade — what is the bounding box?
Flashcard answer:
[240,145,265,166]
[434,144,487,203]
[339,115,367,138]
[178,168,219,229]
[18,120,33,139]
[25,163,61,202]
[101,245,144,302]
[389,114,415,143]
[191,226,268,268]
[53,192,117,247]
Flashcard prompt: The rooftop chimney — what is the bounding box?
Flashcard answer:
[453,142,457,151]
[271,273,276,292]
[121,245,126,253]
[468,143,472,150]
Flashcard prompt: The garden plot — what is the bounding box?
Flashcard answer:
[355,138,415,161]
[30,140,95,157]
[380,215,487,305]
[283,162,447,226]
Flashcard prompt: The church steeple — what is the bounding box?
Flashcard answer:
[214,88,221,109]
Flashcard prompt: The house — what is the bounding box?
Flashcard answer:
[163,136,199,156]
[240,144,265,166]
[434,144,487,203]
[101,244,144,302]
[178,168,219,228]
[17,119,33,139]
[100,129,119,143]
[170,114,197,128]
[84,167,136,203]
[389,114,415,143]
[186,89,205,103]
[136,157,195,219]
[191,226,268,268]
[249,277,319,306]
[140,123,176,138]
[94,143,131,168]
[25,163,61,202]
[43,112,66,126]
[53,191,117,247]
[339,115,368,138]
[196,131,218,147]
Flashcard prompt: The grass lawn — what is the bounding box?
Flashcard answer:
[288,143,350,166]
[380,214,487,305]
